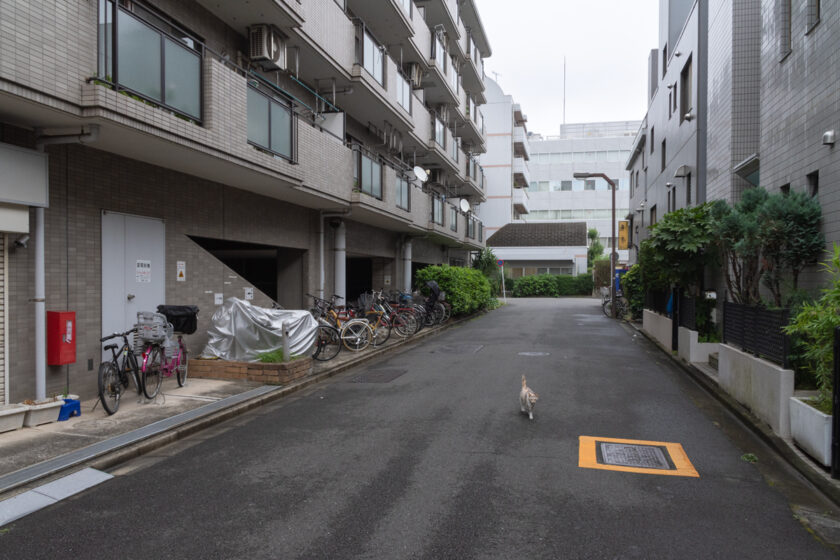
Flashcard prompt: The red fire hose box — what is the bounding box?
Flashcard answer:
[47,311,76,366]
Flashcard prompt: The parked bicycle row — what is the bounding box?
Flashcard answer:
[308,283,450,362]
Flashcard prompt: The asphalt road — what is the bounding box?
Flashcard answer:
[2,298,838,559]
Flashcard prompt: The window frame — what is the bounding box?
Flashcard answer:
[247,85,296,161]
[359,152,383,199]
[396,175,411,210]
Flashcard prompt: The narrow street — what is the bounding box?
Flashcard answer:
[1,299,837,559]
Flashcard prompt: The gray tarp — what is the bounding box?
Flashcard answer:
[200,298,318,362]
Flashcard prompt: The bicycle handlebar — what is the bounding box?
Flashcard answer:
[100,327,137,343]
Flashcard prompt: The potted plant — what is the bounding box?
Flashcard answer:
[22,397,64,427]
[0,403,30,433]
[783,244,840,466]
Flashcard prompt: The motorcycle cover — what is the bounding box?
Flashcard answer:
[200,298,318,362]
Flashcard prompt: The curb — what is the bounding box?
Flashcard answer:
[0,313,481,500]
[628,320,840,508]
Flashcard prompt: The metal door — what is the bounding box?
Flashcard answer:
[101,211,165,352]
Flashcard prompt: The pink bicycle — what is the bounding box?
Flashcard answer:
[137,306,198,399]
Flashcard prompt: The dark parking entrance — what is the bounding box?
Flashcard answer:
[346,257,373,305]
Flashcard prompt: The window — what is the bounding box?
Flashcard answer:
[585,180,596,191]
[650,127,655,153]
[359,153,382,198]
[396,176,410,210]
[630,172,634,198]
[450,206,458,231]
[432,195,443,225]
[433,33,445,68]
[807,170,819,197]
[807,0,821,31]
[680,57,693,122]
[363,29,384,85]
[650,204,657,226]
[248,87,293,159]
[686,173,692,206]
[434,116,445,147]
[98,0,203,120]
[779,0,792,60]
[449,56,459,93]
[661,139,666,172]
[398,0,411,16]
[672,83,678,114]
[662,44,667,77]
[396,73,411,112]
[561,180,572,191]
[780,183,791,196]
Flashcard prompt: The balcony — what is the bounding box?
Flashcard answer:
[513,103,527,126]
[461,32,485,95]
[423,121,461,176]
[350,162,420,231]
[513,189,530,215]
[513,156,531,188]
[416,0,461,44]
[426,34,460,107]
[195,0,303,32]
[346,0,413,46]
[513,125,530,161]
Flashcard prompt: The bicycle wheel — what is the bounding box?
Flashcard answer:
[142,344,163,399]
[97,361,122,415]
[433,302,446,325]
[602,298,612,318]
[442,303,451,322]
[371,315,391,347]
[312,324,341,361]
[176,341,189,387]
[341,321,371,352]
[392,312,417,338]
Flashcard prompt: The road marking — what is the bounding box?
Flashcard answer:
[578,436,699,478]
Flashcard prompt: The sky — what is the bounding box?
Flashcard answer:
[476,0,660,136]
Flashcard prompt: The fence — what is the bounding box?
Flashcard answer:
[645,290,670,315]
[722,301,790,367]
[678,293,696,330]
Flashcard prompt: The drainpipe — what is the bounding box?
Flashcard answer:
[32,125,99,400]
[403,237,413,293]
[319,210,350,299]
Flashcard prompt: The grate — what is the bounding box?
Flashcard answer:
[597,442,675,470]
[349,368,408,383]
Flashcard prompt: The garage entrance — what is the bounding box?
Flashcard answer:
[346,257,373,305]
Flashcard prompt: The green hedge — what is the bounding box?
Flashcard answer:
[511,274,593,297]
[416,265,493,315]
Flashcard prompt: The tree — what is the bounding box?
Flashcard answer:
[472,247,502,295]
[758,191,824,307]
[587,228,604,269]
[709,188,766,305]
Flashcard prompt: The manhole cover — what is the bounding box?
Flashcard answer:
[430,344,484,354]
[597,443,675,470]
[517,351,550,357]
[349,368,408,383]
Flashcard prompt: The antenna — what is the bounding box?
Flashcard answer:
[491,70,501,83]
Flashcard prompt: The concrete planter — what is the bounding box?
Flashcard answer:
[790,396,832,467]
[0,403,30,433]
[23,399,64,427]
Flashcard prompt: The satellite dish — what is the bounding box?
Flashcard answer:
[459,199,471,213]
[413,166,428,183]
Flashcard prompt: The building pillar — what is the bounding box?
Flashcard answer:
[403,238,412,293]
[334,220,346,304]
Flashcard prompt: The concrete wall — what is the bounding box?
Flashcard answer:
[718,343,794,438]
[643,309,673,349]
[677,326,719,363]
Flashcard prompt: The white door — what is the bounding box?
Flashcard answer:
[101,211,165,349]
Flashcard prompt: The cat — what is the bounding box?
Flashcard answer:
[520,375,539,420]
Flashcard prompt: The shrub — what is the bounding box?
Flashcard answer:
[593,259,611,289]
[416,265,492,315]
[620,264,644,320]
[512,274,593,297]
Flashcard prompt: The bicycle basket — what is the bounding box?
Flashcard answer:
[136,311,170,343]
[156,305,199,334]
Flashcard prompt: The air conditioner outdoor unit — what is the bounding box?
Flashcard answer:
[249,24,286,70]
[428,169,443,184]
[438,104,450,122]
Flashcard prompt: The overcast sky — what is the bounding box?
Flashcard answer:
[477,0,659,136]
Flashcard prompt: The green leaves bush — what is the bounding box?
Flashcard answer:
[512,274,593,297]
[416,265,492,315]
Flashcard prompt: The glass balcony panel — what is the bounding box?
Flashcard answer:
[270,102,292,158]
[247,87,270,148]
[164,38,201,118]
[117,10,161,100]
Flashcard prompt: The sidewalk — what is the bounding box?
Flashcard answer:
[0,315,473,507]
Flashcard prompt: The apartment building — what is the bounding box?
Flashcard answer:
[476,77,530,235]
[526,122,638,265]
[0,0,491,403]
[626,0,762,264]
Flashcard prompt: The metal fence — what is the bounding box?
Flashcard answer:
[678,293,696,330]
[645,290,670,315]
[722,301,790,367]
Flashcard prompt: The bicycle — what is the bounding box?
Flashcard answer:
[98,327,143,415]
[140,305,199,398]
[308,294,372,352]
[358,290,392,346]
[602,291,629,319]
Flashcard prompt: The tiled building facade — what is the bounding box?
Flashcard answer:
[0,0,491,403]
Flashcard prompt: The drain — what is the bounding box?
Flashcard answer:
[596,442,675,470]
[517,351,550,357]
[349,368,408,383]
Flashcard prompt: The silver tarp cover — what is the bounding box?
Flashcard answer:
[200,298,318,362]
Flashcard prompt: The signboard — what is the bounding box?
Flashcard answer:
[497,259,504,266]
[177,261,186,282]
[618,221,629,250]
[244,287,254,301]
[135,260,152,283]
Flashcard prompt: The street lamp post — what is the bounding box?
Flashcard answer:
[574,172,617,318]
